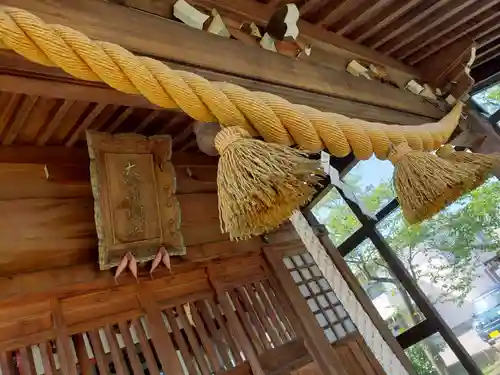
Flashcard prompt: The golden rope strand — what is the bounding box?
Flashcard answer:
[0,7,461,159]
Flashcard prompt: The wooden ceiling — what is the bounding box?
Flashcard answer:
[187,0,500,88]
[0,92,198,151]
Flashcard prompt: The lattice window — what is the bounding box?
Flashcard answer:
[284,252,357,343]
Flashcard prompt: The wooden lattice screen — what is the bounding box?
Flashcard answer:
[0,253,310,375]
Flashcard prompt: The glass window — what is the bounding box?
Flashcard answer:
[379,178,500,372]
[344,156,395,214]
[311,187,361,246]
[472,83,500,116]
[405,333,467,375]
[344,239,424,335]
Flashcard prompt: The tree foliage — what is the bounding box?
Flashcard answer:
[316,175,500,308]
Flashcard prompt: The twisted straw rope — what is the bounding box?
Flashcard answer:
[0,7,460,159]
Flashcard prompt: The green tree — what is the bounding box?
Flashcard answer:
[315,175,500,374]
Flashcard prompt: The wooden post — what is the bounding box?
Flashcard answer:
[50,298,78,375]
[263,248,345,375]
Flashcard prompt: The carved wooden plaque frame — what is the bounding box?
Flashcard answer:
[86,130,185,270]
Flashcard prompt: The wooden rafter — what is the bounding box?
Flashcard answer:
[409,8,500,65]
[475,43,500,67]
[334,0,392,36]
[349,0,423,43]
[381,0,477,56]
[365,0,449,49]
[477,27,500,48]
[394,0,500,61]
[317,0,360,28]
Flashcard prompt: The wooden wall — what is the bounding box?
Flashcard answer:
[0,144,226,275]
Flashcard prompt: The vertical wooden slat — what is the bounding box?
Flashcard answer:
[177,304,212,375]
[234,288,271,350]
[164,308,198,375]
[103,324,130,375]
[39,342,56,375]
[261,279,296,339]
[51,298,79,375]
[88,330,111,375]
[254,282,290,342]
[217,291,265,375]
[138,291,184,375]
[118,321,145,375]
[207,298,243,364]
[228,290,264,354]
[74,334,93,375]
[348,339,374,375]
[3,95,39,145]
[131,319,161,375]
[189,302,222,372]
[0,351,16,375]
[196,299,232,368]
[18,347,37,375]
[36,100,74,145]
[245,284,283,346]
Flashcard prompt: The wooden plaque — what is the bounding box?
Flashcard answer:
[86,130,185,270]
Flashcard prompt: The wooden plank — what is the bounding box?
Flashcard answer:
[2,95,39,145]
[138,291,184,375]
[118,321,145,375]
[0,93,22,140]
[73,334,93,375]
[65,103,107,147]
[216,289,265,375]
[5,0,442,119]
[0,351,15,375]
[347,339,375,375]
[39,342,56,375]
[163,308,198,375]
[103,325,130,375]
[87,330,111,375]
[207,298,243,364]
[189,302,222,372]
[50,298,78,375]
[51,101,90,144]
[260,280,295,340]
[176,304,211,375]
[259,339,312,375]
[253,282,289,343]
[195,299,232,367]
[245,284,282,346]
[234,288,271,350]
[18,97,59,144]
[131,319,161,375]
[18,347,37,375]
[227,290,264,354]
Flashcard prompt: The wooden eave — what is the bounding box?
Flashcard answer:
[2,0,443,125]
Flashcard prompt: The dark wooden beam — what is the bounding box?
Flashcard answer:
[471,56,500,91]
[3,0,442,121]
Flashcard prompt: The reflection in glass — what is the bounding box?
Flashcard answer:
[311,187,361,246]
[405,333,467,375]
[345,239,424,335]
[344,156,395,214]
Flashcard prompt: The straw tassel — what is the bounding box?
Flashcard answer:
[215,127,322,240]
[437,144,500,185]
[389,142,479,224]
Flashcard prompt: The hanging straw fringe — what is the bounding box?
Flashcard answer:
[389,142,479,224]
[437,144,500,186]
[215,127,321,240]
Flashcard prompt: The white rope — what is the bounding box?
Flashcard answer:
[290,211,410,375]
